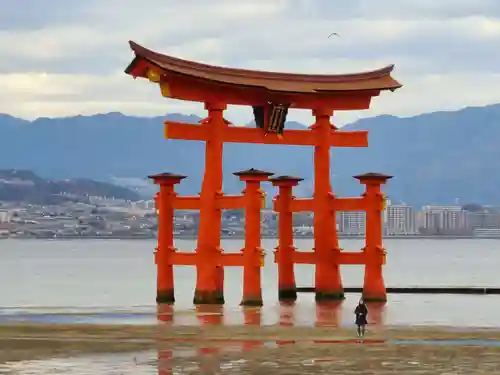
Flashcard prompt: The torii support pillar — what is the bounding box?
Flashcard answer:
[355,172,392,302]
[149,172,186,304]
[270,175,303,302]
[234,168,273,306]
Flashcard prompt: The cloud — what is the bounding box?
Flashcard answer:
[1,0,500,125]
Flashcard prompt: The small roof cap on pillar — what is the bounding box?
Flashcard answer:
[353,172,393,183]
[269,175,304,185]
[148,172,187,184]
[233,168,274,177]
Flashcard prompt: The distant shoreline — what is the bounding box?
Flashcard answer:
[2,235,500,240]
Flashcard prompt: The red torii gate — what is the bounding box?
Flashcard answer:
[125,41,401,305]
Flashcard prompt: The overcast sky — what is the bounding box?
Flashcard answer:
[1,0,500,126]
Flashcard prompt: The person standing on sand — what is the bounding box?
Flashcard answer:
[354,299,368,338]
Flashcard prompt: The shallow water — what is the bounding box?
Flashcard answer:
[2,295,500,328]
[3,238,500,327]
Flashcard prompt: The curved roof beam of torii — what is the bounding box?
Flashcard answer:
[124,41,402,110]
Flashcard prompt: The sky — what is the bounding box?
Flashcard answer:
[1,0,500,126]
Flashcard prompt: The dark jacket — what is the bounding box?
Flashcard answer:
[354,303,368,325]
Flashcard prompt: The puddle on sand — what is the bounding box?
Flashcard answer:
[0,351,156,374]
[0,348,258,375]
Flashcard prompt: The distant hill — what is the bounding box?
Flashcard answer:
[1,103,500,207]
[0,169,139,204]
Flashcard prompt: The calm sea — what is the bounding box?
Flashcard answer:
[2,238,500,327]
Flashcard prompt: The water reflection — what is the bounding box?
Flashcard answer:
[7,337,500,375]
[243,307,262,326]
[156,303,173,323]
[157,349,171,375]
[155,301,385,327]
[152,301,360,373]
[0,299,387,328]
[366,302,386,327]
[151,301,387,373]
[315,301,343,327]
[278,301,295,326]
[152,337,500,374]
[196,304,224,325]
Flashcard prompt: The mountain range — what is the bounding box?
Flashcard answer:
[1,103,500,207]
[0,169,139,204]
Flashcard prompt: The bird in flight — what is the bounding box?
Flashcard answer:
[328,32,340,38]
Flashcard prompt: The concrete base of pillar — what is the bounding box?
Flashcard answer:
[278,288,297,302]
[240,296,263,307]
[193,290,222,305]
[156,289,175,304]
[315,290,345,302]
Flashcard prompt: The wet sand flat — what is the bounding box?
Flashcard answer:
[191,343,500,374]
[3,323,500,342]
[3,323,500,374]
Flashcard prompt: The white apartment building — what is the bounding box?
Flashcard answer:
[418,205,468,234]
[337,211,365,235]
[131,200,155,210]
[467,212,500,230]
[0,210,12,223]
[385,203,416,234]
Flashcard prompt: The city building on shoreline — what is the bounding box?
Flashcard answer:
[337,211,365,235]
[3,198,500,239]
[417,205,469,235]
[385,201,417,235]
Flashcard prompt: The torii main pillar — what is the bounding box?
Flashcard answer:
[312,108,343,301]
[193,103,226,305]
